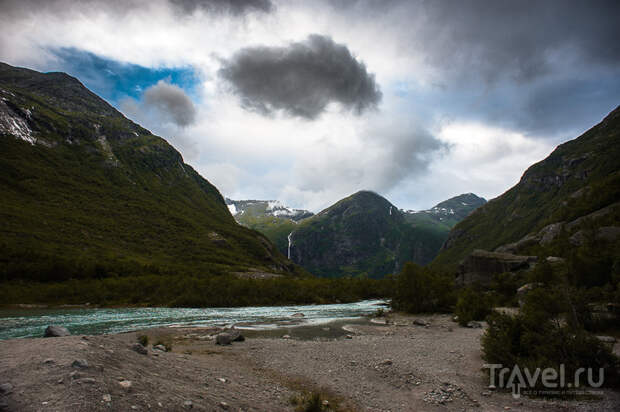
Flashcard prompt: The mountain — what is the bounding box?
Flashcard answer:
[0,62,299,283]
[403,193,486,234]
[225,199,313,257]
[435,105,620,271]
[287,191,485,278]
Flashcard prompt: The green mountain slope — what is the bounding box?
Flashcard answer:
[0,62,298,283]
[435,105,620,269]
[225,199,313,257]
[288,191,484,278]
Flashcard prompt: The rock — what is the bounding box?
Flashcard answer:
[215,333,232,346]
[413,319,429,327]
[216,378,227,383]
[103,394,112,402]
[44,325,70,337]
[69,371,82,380]
[219,401,229,410]
[131,343,148,355]
[381,359,393,366]
[545,256,565,264]
[71,359,89,369]
[538,222,564,245]
[466,321,482,329]
[119,380,132,389]
[456,250,538,286]
[345,334,353,339]
[291,312,305,318]
[43,358,55,364]
[153,344,167,352]
[183,400,193,409]
[0,383,13,394]
[78,378,96,384]
[282,334,291,339]
[481,390,491,397]
[596,335,617,344]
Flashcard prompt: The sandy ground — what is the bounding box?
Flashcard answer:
[0,313,618,411]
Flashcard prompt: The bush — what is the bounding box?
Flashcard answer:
[137,334,149,346]
[390,262,455,313]
[455,288,493,326]
[481,286,619,392]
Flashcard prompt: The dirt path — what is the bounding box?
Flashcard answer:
[0,314,618,411]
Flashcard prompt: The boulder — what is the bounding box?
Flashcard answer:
[215,333,232,346]
[44,325,70,337]
[131,343,148,355]
[413,319,430,327]
[456,250,537,286]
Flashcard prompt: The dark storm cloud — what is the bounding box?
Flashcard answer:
[218,34,382,119]
[0,0,272,18]
[414,0,620,83]
[142,80,197,127]
[169,0,274,15]
[327,0,620,83]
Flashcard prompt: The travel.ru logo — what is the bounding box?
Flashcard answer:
[483,364,604,398]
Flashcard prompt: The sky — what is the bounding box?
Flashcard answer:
[1,0,619,212]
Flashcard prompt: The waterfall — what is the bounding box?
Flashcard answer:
[287,232,293,260]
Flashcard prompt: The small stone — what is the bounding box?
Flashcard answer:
[131,406,138,410]
[103,394,112,402]
[183,400,193,409]
[57,378,64,384]
[481,391,491,396]
[466,321,483,329]
[282,335,291,339]
[413,319,429,327]
[43,358,55,364]
[158,403,163,408]
[217,378,227,383]
[219,401,229,410]
[79,378,96,384]
[153,344,167,352]
[345,334,353,339]
[119,380,132,389]
[291,312,305,318]
[71,359,89,369]
[381,359,393,366]
[70,371,82,380]
[0,383,13,394]
[504,407,511,410]
[131,343,148,355]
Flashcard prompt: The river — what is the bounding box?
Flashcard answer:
[0,300,387,340]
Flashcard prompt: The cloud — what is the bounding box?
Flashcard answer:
[120,80,198,156]
[141,80,197,127]
[169,0,274,15]
[218,34,382,119]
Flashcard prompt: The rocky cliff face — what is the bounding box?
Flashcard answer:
[0,62,299,280]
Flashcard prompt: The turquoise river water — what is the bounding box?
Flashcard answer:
[0,300,386,340]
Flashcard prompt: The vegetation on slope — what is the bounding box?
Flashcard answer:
[0,62,305,301]
[435,105,620,269]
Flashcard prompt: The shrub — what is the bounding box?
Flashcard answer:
[481,286,619,392]
[390,262,455,313]
[455,288,493,326]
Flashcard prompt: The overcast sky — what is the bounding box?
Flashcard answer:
[1,0,619,211]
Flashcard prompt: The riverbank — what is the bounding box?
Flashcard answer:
[1,313,618,411]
